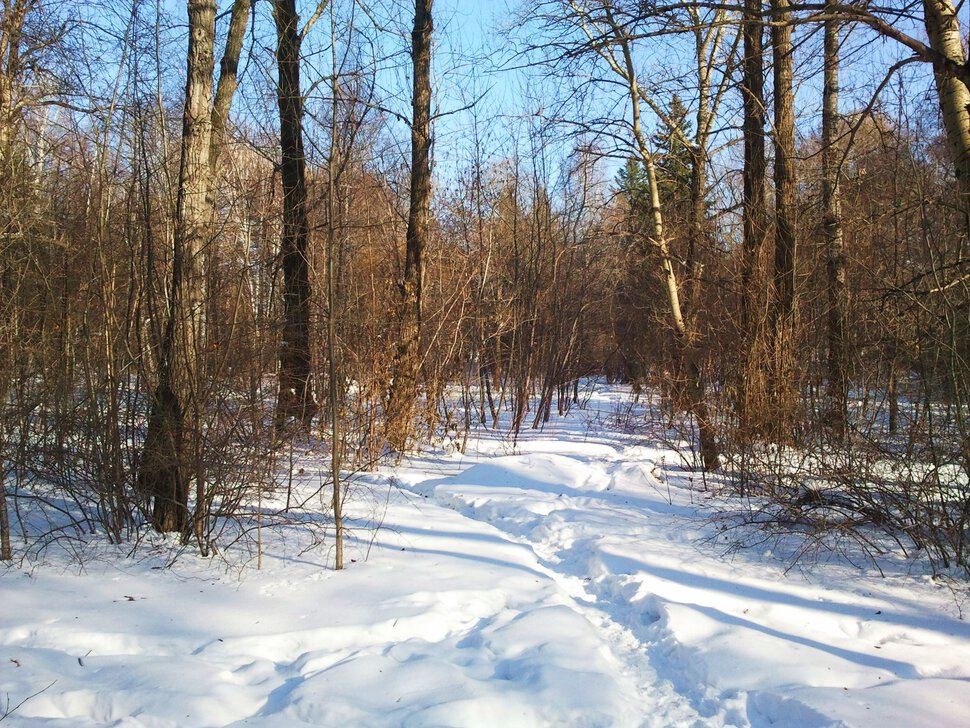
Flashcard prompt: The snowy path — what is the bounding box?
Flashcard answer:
[396,448,709,727]
[403,448,727,721]
[2,386,970,726]
[396,395,970,727]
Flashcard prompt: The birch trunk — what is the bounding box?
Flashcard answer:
[922,0,970,228]
[603,1,719,470]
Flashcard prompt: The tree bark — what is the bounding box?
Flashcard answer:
[822,6,848,431]
[386,0,433,452]
[0,0,32,561]
[685,10,725,294]
[739,0,768,433]
[193,0,249,553]
[326,7,343,570]
[209,0,250,176]
[138,0,216,533]
[0,463,10,559]
[769,0,798,438]
[0,0,35,173]
[274,0,316,428]
[922,0,970,228]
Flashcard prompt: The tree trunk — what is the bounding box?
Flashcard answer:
[209,0,250,177]
[740,0,768,434]
[687,148,707,289]
[386,0,433,452]
[822,6,848,432]
[769,0,798,439]
[0,467,10,560]
[326,7,343,570]
[686,12,723,296]
[193,0,249,554]
[274,0,316,428]
[0,0,30,165]
[922,0,970,228]
[138,0,216,533]
[888,358,899,434]
[0,0,31,561]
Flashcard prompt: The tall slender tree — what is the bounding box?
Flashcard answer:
[571,0,719,469]
[273,0,318,428]
[822,3,848,431]
[769,0,798,438]
[0,0,36,561]
[138,0,217,533]
[386,0,433,452]
[210,0,250,176]
[820,0,970,229]
[739,0,768,433]
[138,0,249,535]
[326,2,343,570]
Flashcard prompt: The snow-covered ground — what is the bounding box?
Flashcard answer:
[2,385,969,727]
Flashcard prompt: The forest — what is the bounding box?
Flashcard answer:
[1,0,969,575]
[4,2,970,725]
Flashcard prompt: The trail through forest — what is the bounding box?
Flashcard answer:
[1,385,969,727]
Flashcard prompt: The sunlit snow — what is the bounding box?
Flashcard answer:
[2,385,969,727]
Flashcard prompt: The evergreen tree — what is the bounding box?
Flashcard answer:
[652,94,693,210]
[615,157,651,219]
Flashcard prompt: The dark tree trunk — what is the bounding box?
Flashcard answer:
[141,382,187,532]
[0,414,11,560]
[386,0,433,451]
[326,12,344,570]
[822,6,848,432]
[274,0,316,427]
[0,478,10,560]
[740,0,768,433]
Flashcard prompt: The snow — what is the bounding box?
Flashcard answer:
[2,384,970,727]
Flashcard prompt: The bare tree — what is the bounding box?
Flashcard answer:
[210,0,250,176]
[739,0,769,434]
[768,0,798,438]
[531,0,720,468]
[0,0,33,561]
[386,0,433,452]
[821,3,847,430]
[138,0,249,535]
[683,5,734,293]
[806,0,970,226]
[920,0,970,228]
[273,0,321,428]
[0,0,32,160]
